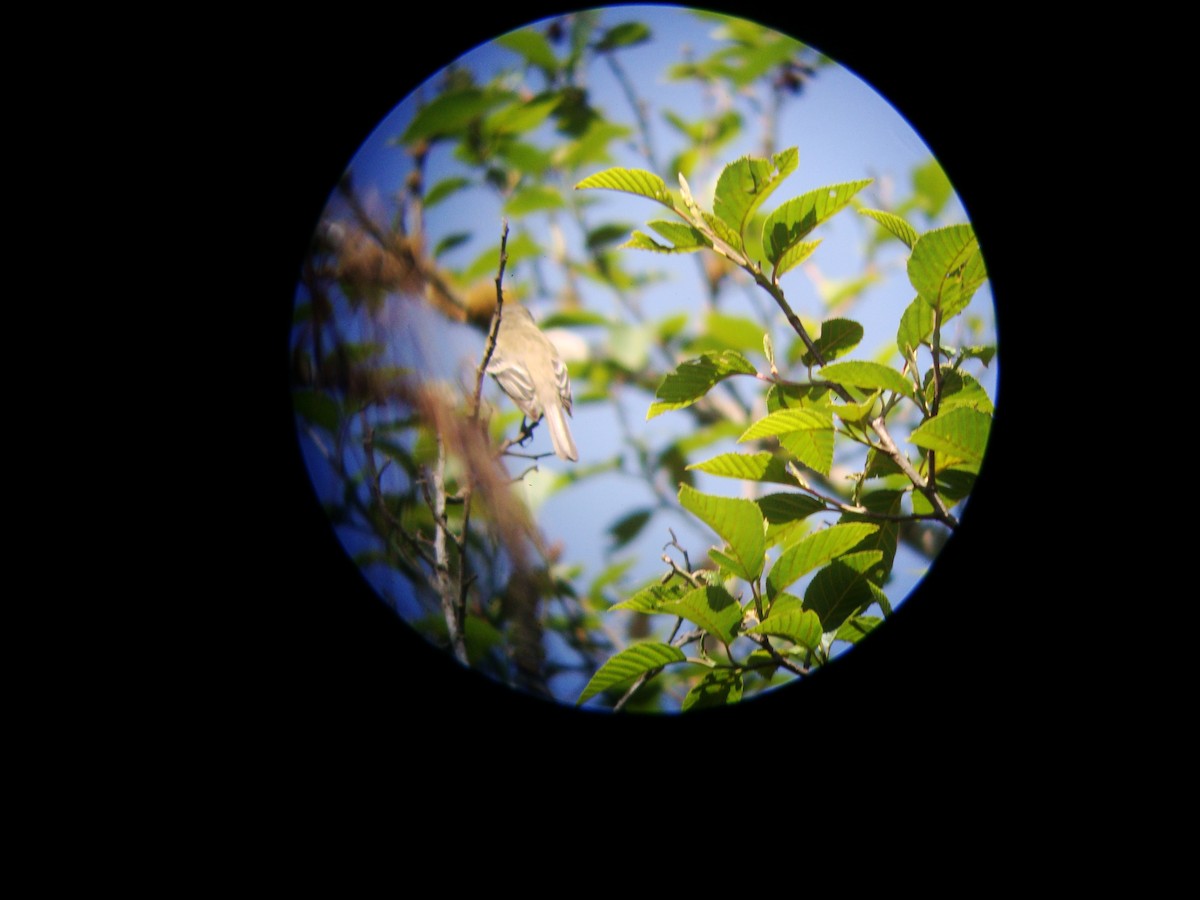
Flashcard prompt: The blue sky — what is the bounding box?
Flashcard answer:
[295,5,997,707]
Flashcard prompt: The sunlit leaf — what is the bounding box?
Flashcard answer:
[484,94,563,136]
[762,180,872,277]
[679,484,766,582]
[766,522,880,598]
[858,208,918,249]
[909,407,991,464]
[932,369,994,415]
[576,167,674,209]
[687,451,796,485]
[739,408,832,442]
[647,351,757,419]
[897,296,934,355]
[746,607,822,649]
[818,360,915,399]
[908,224,986,319]
[611,579,691,612]
[661,585,742,644]
[576,642,688,705]
[712,147,798,248]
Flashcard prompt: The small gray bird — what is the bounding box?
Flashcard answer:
[486,304,578,462]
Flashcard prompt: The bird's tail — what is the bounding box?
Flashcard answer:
[544,402,578,462]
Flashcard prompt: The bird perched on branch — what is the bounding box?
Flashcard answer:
[486,304,578,462]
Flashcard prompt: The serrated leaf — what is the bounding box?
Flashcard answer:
[739,408,832,442]
[839,490,902,574]
[779,428,835,477]
[766,523,880,598]
[762,179,872,277]
[611,580,691,613]
[746,608,822,650]
[858,208,919,249]
[623,231,700,254]
[756,492,825,526]
[687,451,796,485]
[773,239,823,280]
[576,642,688,705]
[647,219,710,251]
[679,484,766,582]
[661,585,742,645]
[576,167,674,209]
[932,369,994,415]
[802,317,864,367]
[804,551,886,632]
[897,296,934,355]
[647,351,757,418]
[818,360,915,399]
[910,407,991,464]
[712,148,799,248]
[682,668,743,711]
[908,224,985,319]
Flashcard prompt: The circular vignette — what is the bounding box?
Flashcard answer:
[285,5,1005,721]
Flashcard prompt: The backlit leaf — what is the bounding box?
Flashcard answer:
[766,522,880,598]
[576,642,688,705]
[648,351,757,419]
[679,484,766,582]
[803,551,886,632]
[909,407,991,464]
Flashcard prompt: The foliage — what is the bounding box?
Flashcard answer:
[290,8,996,712]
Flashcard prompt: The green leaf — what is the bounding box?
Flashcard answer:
[496,28,560,74]
[804,551,886,632]
[858,208,918,249]
[586,222,637,250]
[779,429,835,477]
[402,88,511,143]
[594,21,652,51]
[835,615,882,645]
[576,167,674,209]
[766,522,880,598]
[818,360,915,399]
[712,148,799,249]
[762,180,872,277]
[661,585,742,645]
[687,451,797,485]
[503,184,565,216]
[909,407,991,464]
[576,642,688,705]
[682,668,743,711]
[679,484,766,582]
[932,369,995,415]
[627,219,710,252]
[746,608,822,650]
[839,490,902,575]
[912,158,953,218]
[611,579,691,613]
[908,224,986,319]
[756,492,825,529]
[556,120,632,169]
[433,232,471,258]
[802,318,864,367]
[897,296,934,355]
[739,408,832,442]
[772,239,822,281]
[647,351,756,419]
[423,176,471,209]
